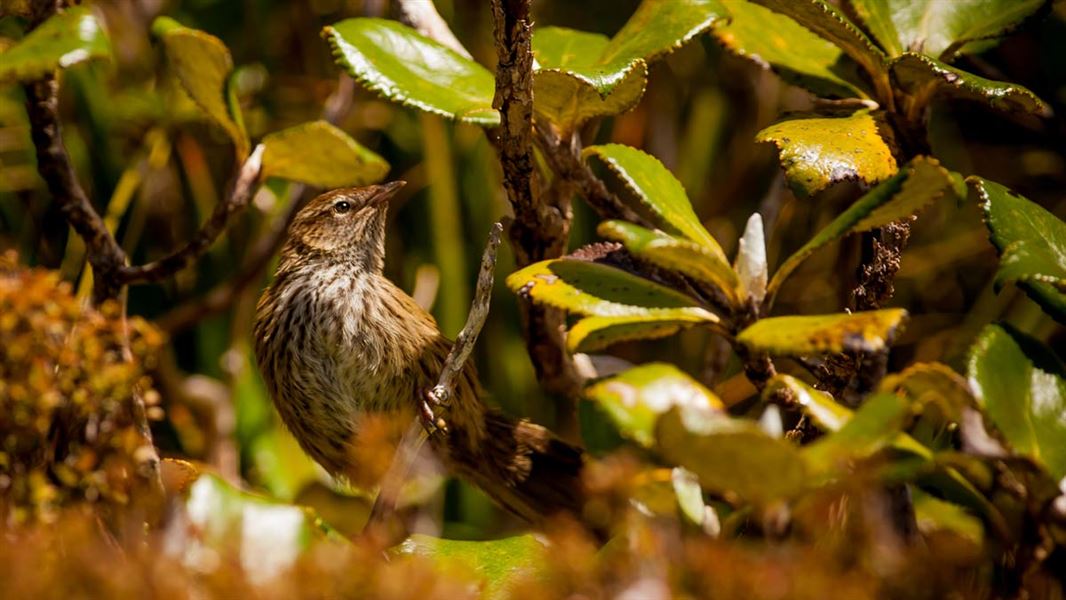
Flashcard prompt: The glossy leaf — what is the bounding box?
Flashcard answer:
[180,474,338,584]
[749,0,886,80]
[712,0,868,98]
[585,363,723,447]
[597,220,739,304]
[891,53,1051,118]
[737,309,908,356]
[397,534,545,599]
[568,312,721,353]
[506,258,712,317]
[153,17,249,159]
[755,109,898,198]
[584,144,725,259]
[598,0,728,69]
[767,157,956,300]
[262,121,389,187]
[971,176,1066,322]
[849,0,1049,60]
[324,18,497,126]
[0,7,110,83]
[968,324,1066,479]
[656,408,808,503]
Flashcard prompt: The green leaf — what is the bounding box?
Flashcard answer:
[767,157,957,301]
[804,392,912,475]
[598,0,728,68]
[153,17,249,160]
[849,0,1049,60]
[182,474,339,583]
[656,408,808,503]
[748,0,886,81]
[971,176,1066,322]
[506,258,713,317]
[262,121,389,187]
[879,362,975,419]
[737,309,907,356]
[912,490,984,544]
[968,324,1066,479]
[890,53,1050,118]
[584,363,723,447]
[397,534,545,600]
[583,144,725,259]
[755,109,898,198]
[712,0,869,98]
[324,18,497,126]
[0,7,110,83]
[598,220,740,304]
[568,312,721,353]
[766,375,852,431]
[532,28,647,134]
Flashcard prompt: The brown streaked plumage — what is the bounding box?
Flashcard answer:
[254,182,583,523]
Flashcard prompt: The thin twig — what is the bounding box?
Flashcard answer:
[117,144,265,284]
[365,222,503,531]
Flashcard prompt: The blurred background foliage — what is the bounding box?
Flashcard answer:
[1,0,1066,597]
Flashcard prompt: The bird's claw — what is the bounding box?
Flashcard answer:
[419,388,448,435]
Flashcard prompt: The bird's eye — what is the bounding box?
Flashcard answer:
[333,200,352,214]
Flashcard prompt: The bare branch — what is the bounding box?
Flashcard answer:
[23,76,127,303]
[117,144,265,284]
[365,222,503,533]
[392,0,472,59]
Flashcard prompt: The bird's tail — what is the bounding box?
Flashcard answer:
[442,410,585,524]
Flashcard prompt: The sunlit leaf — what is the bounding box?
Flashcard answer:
[262,121,389,187]
[767,157,956,301]
[712,0,869,98]
[656,408,808,503]
[568,312,721,353]
[879,362,975,419]
[891,53,1050,118]
[506,258,712,318]
[737,309,908,356]
[849,0,1049,60]
[324,18,497,126]
[748,0,886,81]
[804,393,911,476]
[971,176,1066,322]
[584,144,725,259]
[912,490,984,544]
[181,474,339,585]
[968,324,1066,479]
[584,363,723,447]
[397,534,545,600]
[597,220,739,304]
[152,17,249,159]
[0,7,110,83]
[755,109,898,198]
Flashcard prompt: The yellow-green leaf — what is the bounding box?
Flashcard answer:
[804,392,912,476]
[153,17,249,160]
[891,53,1050,118]
[712,0,869,98]
[262,121,389,187]
[584,144,725,259]
[568,313,720,353]
[656,407,808,503]
[598,220,739,305]
[971,176,1066,322]
[737,309,908,356]
[755,108,898,198]
[506,258,710,317]
[397,534,545,600]
[324,18,497,126]
[767,157,957,302]
[0,7,110,83]
[584,363,723,447]
[879,362,975,420]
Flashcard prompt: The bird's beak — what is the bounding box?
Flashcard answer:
[369,180,406,208]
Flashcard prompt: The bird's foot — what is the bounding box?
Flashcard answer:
[419,387,449,435]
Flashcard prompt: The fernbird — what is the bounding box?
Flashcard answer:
[254,182,584,523]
